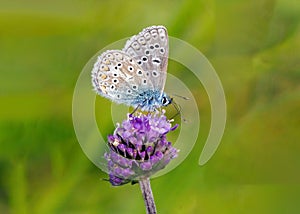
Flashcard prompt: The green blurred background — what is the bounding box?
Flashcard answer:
[1,0,300,213]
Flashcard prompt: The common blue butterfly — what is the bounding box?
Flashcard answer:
[91,25,172,111]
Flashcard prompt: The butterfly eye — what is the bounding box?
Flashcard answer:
[162,97,169,106]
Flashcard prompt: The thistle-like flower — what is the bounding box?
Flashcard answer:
[104,110,179,186]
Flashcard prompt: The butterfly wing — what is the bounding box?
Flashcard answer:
[122,25,169,94]
[92,50,151,107]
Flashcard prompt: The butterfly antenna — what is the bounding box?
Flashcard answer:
[172,93,190,100]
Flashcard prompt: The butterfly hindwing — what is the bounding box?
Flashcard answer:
[92,50,152,106]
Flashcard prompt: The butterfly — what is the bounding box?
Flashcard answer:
[91,25,172,112]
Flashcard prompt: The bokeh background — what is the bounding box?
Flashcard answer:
[1,0,300,213]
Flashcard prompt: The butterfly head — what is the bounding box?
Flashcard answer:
[161,93,173,107]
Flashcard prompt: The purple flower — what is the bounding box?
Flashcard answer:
[104,110,179,186]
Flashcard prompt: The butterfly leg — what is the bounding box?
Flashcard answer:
[170,102,180,118]
[130,105,140,115]
[170,101,188,122]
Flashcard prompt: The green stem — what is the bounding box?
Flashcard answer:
[139,178,157,214]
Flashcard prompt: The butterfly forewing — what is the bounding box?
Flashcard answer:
[122,26,169,94]
[92,26,170,111]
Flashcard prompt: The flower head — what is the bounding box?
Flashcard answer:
[105,110,179,186]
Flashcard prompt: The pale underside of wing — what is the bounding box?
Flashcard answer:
[91,50,162,108]
[122,25,169,94]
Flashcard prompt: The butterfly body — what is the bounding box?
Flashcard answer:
[131,90,171,111]
[92,26,171,111]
